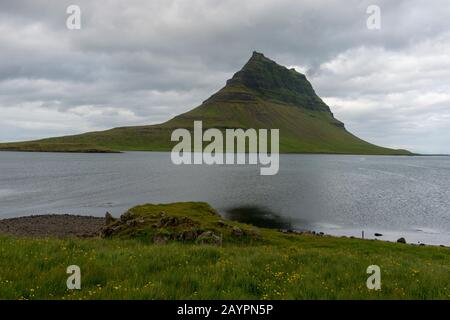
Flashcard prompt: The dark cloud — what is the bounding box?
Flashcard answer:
[0,0,449,153]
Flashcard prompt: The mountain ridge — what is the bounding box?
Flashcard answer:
[0,52,411,155]
[223,51,332,112]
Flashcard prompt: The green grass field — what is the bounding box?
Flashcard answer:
[0,202,448,300]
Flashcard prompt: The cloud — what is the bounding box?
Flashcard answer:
[0,0,449,153]
[313,33,450,153]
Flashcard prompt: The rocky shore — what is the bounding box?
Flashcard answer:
[0,214,105,238]
[0,210,447,248]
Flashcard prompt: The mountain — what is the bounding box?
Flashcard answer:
[0,52,411,155]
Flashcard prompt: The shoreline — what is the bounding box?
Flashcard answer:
[0,149,416,156]
[1,213,447,248]
[0,214,105,238]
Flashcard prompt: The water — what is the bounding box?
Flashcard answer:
[0,151,449,246]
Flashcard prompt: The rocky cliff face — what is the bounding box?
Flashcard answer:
[207,51,331,113]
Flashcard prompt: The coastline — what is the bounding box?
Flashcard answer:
[0,214,104,238]
[1,212,447,248]
[0,148,415,156]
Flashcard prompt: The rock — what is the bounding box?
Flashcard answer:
[153,234,169,244]
[157,216,175,227]
[397,237,406,244]
[125,217,145,227]
[374,233,383,237]
[105,212,116,226]
[126,219,137,226]
[157,216,195,228]
[216,220,227,227]
[231,226,244,237]
[196,231,222,246]
[101,224,122,238]
[120,211,134,222]
[178,230,197,241]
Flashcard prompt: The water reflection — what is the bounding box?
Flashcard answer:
[224,205,295,230]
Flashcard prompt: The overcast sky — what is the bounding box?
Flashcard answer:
[1,0,449,153]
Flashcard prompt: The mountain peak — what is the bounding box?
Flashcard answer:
[241,51,284,73]
[249,50,266,61]
[222,52,331,112]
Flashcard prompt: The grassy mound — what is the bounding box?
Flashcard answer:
[101,202,263,245]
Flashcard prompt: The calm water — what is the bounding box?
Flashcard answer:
[0,151,449,246]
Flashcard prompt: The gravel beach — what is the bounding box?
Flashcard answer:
[0,214,105,238]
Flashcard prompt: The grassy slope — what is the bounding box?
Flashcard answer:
[0,142,118,153]
[0,96,411,155]
[0,202,448,300]
[0,53,411,155]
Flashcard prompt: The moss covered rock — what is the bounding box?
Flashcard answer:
[101,202,262,245]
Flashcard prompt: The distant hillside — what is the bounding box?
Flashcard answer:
[0,52,411,155]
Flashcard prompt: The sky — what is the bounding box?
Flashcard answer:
[1,0,450,154]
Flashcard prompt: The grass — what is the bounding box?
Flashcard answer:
[0,100,412,155]
[0,142,118,153]
[0,202,448,300]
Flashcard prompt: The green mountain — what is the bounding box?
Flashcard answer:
[0,52,411,155]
